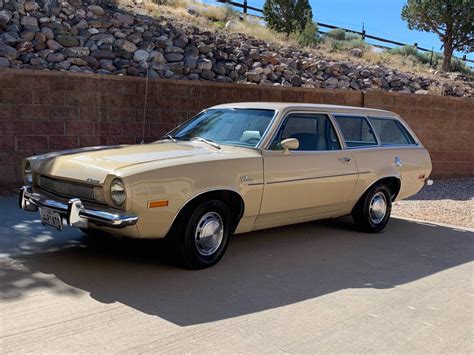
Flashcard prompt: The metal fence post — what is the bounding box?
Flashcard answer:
[243,0,247,14]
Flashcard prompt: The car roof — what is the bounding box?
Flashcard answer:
[210,102,396,116]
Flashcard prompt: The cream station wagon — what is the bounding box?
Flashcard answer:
[20,103,432,269]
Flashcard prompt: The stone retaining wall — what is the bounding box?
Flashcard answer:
[0,69,472,183]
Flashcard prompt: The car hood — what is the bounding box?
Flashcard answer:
[30,142,217,183]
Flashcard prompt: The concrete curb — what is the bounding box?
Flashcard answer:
[393,215,474,233]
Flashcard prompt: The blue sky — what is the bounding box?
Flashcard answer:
[202,0,473,61]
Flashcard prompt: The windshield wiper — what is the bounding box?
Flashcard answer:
[191,137,221,150]
[164,134,177,143]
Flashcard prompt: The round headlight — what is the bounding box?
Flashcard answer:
[110,179,126,206]
[24,161,33,185]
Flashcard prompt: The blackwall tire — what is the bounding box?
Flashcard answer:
[352,183,392,233]
[174,199,230,269]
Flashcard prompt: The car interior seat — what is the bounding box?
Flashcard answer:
[289,133,319,150]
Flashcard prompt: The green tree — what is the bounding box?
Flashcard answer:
[401,0,474,72]
[263,0,313,36]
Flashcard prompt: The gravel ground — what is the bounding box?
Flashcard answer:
[393,178,474,229]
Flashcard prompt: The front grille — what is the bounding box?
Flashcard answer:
[37,175,96,201]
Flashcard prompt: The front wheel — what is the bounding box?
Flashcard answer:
[173,200,230,269]
[352,184,392,233]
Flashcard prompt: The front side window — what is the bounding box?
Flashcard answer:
[335,115,378,148]
[170,109,275,148]
[270,113,341,151]
[369,117,416,145]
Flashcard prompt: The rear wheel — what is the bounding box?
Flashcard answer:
[172,200,230,269]
[352,183,392,233]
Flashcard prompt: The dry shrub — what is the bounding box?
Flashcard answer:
[230,16,296,46]
[428,84,444,95]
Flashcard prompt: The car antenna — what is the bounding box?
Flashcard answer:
[98,68,102,144]
[140,44,154,144]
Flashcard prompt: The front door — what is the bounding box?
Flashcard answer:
[255,113,358,229]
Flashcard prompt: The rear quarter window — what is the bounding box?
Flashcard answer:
[369,117,416,145]
[334,115,378,148]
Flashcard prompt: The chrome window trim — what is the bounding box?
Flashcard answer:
[263,149,348,156]
[352,145,423,151]
[368,115,420,146]
[332,113,380,148]
[261,110,344,152]
[346,145,381,150]
[255,109,280,149]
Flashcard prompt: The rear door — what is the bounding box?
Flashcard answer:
[255,112,358,228]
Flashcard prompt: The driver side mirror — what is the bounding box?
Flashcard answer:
[280,138,299,152]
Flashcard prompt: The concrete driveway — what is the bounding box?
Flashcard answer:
[0,196,473,353]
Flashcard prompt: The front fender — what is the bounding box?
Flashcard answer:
[124,156,264,238]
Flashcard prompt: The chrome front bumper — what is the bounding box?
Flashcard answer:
[19,186,138,229]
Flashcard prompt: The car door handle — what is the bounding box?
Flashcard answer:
[338,157,352,163]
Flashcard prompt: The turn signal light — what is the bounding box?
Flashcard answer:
[148,200,169,208]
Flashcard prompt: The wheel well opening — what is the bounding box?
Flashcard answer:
[351,176,401,215]
[174,190,245,234]
[378,177,401,201]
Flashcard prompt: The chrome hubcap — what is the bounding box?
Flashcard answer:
[369,191,387,224]
[195,212,224,256]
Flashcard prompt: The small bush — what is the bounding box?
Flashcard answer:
[326,28,347,41]
[213,21,226,29]
[389,45,418,57]
[292,18,318,47]
[345,32,362,41]
[450,57,472,74]
[344,38,368,49]
[321,29,368,51]
[323,36,368,51]
[390,46,437,66]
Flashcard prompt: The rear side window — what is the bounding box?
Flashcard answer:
[334,116,378,148]
[369,117,416,145]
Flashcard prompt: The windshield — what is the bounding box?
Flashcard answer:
[169,109,275,148]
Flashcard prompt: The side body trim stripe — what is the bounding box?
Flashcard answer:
[266,171,370,185]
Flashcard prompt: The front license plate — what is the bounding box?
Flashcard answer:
[40,208,63,231]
